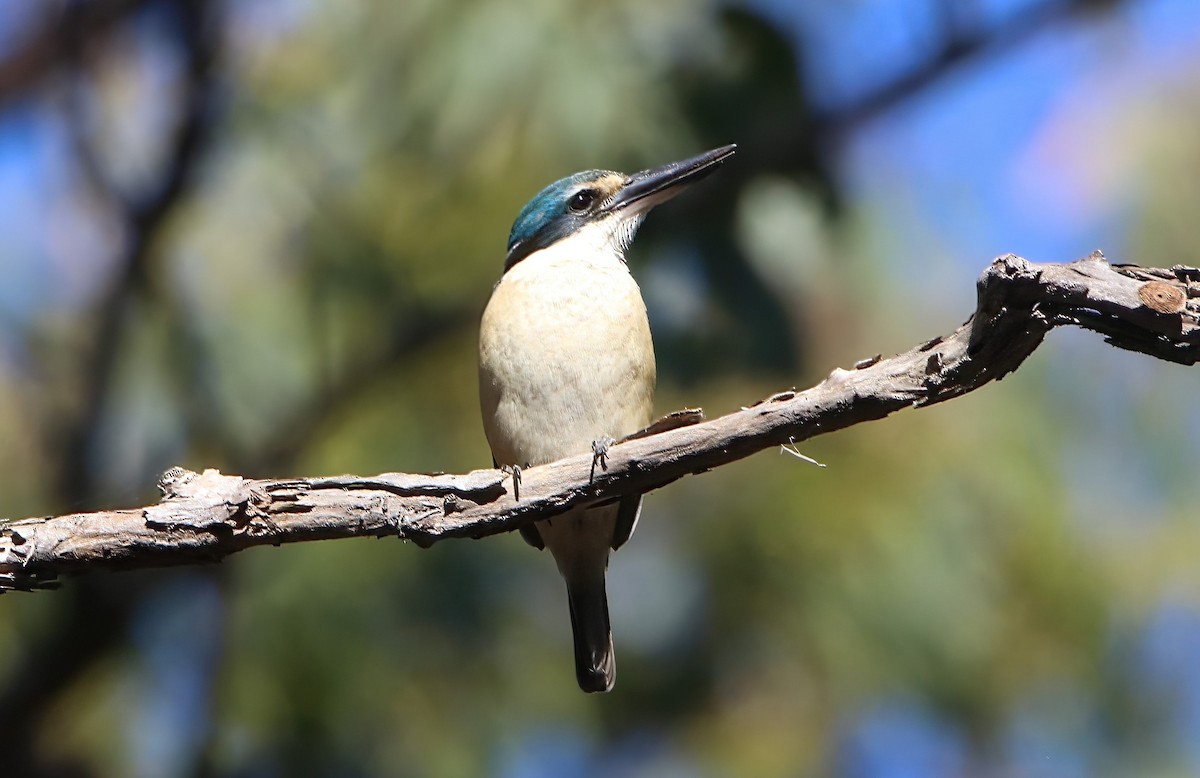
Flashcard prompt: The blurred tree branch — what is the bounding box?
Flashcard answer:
[0,0,153,105]
[816,0,1123,134]
[0,2,223,773]
[3,252,1195,592]
[54,0,220,505]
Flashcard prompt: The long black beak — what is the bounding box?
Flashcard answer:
[604,144,736,214]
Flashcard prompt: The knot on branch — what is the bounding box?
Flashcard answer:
[967,253,1052,358]
[1138,281,1186,314]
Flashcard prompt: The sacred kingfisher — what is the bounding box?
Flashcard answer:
[478,145,736,692]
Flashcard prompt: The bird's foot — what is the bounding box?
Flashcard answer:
[500,463,523,501]
[590,436,616,482]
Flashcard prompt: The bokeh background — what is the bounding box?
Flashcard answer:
[1,0,1199,775]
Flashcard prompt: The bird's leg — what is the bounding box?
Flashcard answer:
[499,463,523,501]
[590,436,616,482]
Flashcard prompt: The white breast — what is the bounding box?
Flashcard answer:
[478,234,656,467]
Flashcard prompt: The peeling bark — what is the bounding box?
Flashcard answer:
[2,252,1197,592]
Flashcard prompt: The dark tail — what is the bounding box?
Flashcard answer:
[566,574,615,693]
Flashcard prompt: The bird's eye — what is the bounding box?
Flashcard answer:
[568,190,596,212]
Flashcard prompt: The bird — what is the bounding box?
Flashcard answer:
[478,145,736,692]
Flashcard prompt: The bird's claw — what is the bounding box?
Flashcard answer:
[500,463,523,501]
[590,436,616,482]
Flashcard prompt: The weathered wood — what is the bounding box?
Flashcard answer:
[2,252,1196,592]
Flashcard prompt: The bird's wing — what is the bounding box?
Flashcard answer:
[610,495,642,550]
[518,523,545,550]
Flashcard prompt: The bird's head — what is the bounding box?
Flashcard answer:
[504,144,736,271]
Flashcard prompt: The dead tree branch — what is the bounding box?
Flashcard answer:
[2,251,1196,592]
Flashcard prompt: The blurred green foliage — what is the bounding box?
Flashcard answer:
[1,1,1200,776]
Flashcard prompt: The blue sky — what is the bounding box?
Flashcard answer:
[838,0,1200,273]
